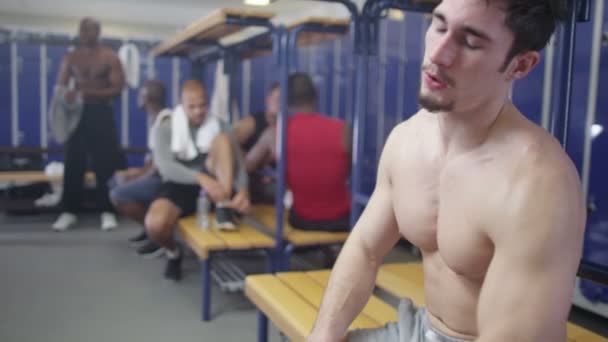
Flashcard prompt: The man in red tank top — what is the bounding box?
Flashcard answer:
[285,73,352,232]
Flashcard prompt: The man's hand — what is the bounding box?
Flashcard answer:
[197,175,228,202]
[228,189,250,214]
[64,89,79,104]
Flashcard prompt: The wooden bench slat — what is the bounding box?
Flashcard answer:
[379,263,424,286]
[377,262,426,306]
[178,215,275,259]
[206,214,254,250]
[306,270,398,325]
[245,274,317,342]
[286,17,351,29]
[234,225,275,248]
[276,272,380,330]
[178,217,226,260]
[566,322,608,342]
[153,8,275,56]
[0,171,95,183]
[249,205,350,246]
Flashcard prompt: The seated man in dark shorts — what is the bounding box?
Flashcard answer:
[109,79,169,258]
[144,79,248,281]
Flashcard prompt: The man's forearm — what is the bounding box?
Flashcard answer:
[310,237,380,341]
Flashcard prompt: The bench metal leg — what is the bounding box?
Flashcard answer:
[264,249,275,273]
[257,311,268,342]
[282,244,295,271]
[201,256,212,321]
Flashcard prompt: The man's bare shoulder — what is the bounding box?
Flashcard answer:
[494,116,584,225]
[485,114,585,245]
[509,120,579,187]
[100,46,120,60]
[386,110,434,145]
[381,110,435,175]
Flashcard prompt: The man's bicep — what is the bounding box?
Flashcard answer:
[477,173,584,341]
[349,128,400,262]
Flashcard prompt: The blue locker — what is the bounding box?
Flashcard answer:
[564,19,594,174]
[155,56,174,108]
[128,52,149,151]
[126,52,149,167]
[512,53,545,125]
[230,61,243,120]
[403,13,426,120]
[249,56,270,114]
[18,43,41,147]
[579,4,608,304]
[204,61,217,102]
[336,34,355,124]
[0,43,10,147]
[180,59,191,84]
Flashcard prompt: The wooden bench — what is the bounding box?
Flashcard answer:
[377,262,608,342]
[178,214,275,321]
[0,171,95,183]
[250,205,350,246]
[245,270,397,342]
[153,8,275,57]
[249,205,350,269]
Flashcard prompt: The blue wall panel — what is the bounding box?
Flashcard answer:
[0,43,11,147]
[512,53,545,125]
[249,55,273,115]
[18,43,41,147]
[155,57,173,108]
[565,20,594,174]
[579,3,608,301]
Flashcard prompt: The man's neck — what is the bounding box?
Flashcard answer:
[436,96,510,158]
[290,105,316,114]
[79,43,99,50]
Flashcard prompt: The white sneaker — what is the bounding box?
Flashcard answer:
[52,213,78,231]
[100,212,118,231]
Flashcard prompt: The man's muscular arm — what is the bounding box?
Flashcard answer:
[57,54,72,86]
[476,155,585,342]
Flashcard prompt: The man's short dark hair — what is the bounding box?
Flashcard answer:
[144,79,166,107]
[288,72,317,108]
[268,81,279,93]
[496,0,567,70]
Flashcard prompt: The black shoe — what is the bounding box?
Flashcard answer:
[215,207,237,231]
[128,230,148,245]
[137,241,164,259]
[164,248,183,282]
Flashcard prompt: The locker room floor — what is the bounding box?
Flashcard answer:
[0,213,607,342]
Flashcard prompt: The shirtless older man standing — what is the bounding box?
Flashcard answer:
[308,0,586,341]
[52,17,125,231]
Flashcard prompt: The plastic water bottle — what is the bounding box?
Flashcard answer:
[197,190,210,230]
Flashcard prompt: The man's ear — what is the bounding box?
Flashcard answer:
[505,51,540,81]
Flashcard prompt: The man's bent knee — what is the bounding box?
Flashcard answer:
[145,200,179,240]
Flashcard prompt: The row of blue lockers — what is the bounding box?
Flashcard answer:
[1,7,607,306]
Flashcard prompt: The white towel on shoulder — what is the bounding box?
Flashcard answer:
[171,105,221,161]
